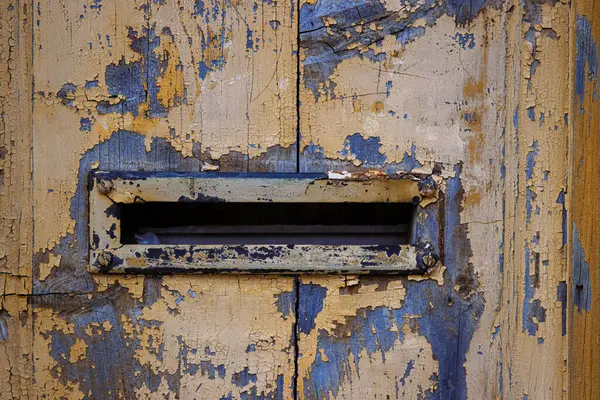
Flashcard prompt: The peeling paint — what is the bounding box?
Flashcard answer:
[572,225,591,312]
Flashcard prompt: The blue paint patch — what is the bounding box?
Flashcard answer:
[464,112,478,124]
[530,59,540,77]
[303,141,324,156]
[575,15,599,106]
[198,28,227,80]
[556,190,567,247]
[90,0,102,10]
[198,61,212,80]
[246,28,253,50]
[44,301,175,394]
[200,360,226,379]
[246,344,256,352]
[454,32,475,49]
[399,360,414,386]
[385,80,393,97]
[525,140,538,180]
[85,79,99,89]
[513,107,519,129]
[305,306,401,398]
[193,0,205,16]
[523,242,533,334]
[57,83,76,107]
[298,282,327,335]
[499,349,503,396]
[269,20,280,30]
[500,142,506,179]
[527,107,535,121]
[572,224,592,312]
[557,281,567,336]
[396,26,426,46]
[274,290,295,319]
[237,374,285,399]
[232,367,258,387]
[445,0,493,25]
[303,165,484,399]
[525,187,533,223]
[397,143,422,172]
[523,241,546,335]
[99,57,144,115]
[99,26,185,117]
[492,325,500,340]
[338,133,387,165]
[80,117,92,132]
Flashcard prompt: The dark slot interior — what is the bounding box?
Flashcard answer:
[120,202,415,245]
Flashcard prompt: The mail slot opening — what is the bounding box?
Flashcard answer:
[120,202,415,246]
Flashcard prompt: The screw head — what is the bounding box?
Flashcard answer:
[96,178,114,195]
[97,251,113,268]
[418,177,437,197]
[422,251,439,269]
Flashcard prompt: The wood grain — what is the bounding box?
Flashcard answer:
[297,0,570,398]
[0,0,33,398]
[569,0,600,398]
[30,0,298,398]
[501,1,571,397]
[2,0,598,398]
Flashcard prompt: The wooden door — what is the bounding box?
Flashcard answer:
[1,0,600,399]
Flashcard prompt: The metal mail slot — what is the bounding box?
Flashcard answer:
[89,171,442,274]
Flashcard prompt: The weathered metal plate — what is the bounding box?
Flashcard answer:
[89,172,441,274]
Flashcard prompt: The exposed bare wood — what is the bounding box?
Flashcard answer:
[569,0,600,398]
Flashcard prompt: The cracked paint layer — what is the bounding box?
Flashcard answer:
[1,0,593,398]
[28,0,299,397]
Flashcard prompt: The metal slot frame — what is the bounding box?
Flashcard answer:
[89,171,443,274]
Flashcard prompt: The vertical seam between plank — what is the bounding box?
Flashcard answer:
[295,0,301,173]
[293,275,300,400]
[294,0,301,397]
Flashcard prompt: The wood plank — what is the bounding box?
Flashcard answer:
[297,0,569,398]
[569,0,600,398]
[0,0,33,397]
[500,0,571,397]
[31,0,298,398]
[150,0,298,172]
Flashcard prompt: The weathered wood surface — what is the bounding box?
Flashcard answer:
[30,0,298,398]
[502,1,571,397]
[0,1,33,398]
[570,0,600,398]
[1,0,599,398]
[297,0,569,398]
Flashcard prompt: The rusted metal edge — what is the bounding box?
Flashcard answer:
[90,244,437,274]
[88,171,442,275]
